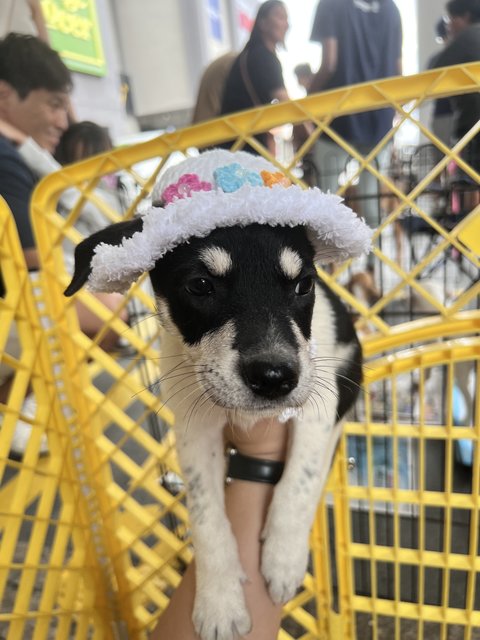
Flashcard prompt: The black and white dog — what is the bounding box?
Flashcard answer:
[65,150,370,640]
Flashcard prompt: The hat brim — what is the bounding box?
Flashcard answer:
[88,184,373,293]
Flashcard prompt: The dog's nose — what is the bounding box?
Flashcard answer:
[241,360,298,399]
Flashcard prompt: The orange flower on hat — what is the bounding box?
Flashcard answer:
[261,170,291,188]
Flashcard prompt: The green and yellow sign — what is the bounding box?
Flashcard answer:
[40,0,106,76]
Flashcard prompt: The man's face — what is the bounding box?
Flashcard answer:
[1,86,69,153]
[447,12,472,37]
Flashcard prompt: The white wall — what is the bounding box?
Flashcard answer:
[113,0,194,117]
[59,0,131,138]
[417,0,446,70]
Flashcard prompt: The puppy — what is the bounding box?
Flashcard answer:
[65,150,370,640]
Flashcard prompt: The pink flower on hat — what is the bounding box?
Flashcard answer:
[162,173,213,204]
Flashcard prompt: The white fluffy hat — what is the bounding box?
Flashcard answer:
[87,149,373,292]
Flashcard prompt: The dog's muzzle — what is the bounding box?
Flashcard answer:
[240,357,299,399]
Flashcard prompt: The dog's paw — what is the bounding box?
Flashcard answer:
[261,520,309,605]
[193,575,251,640]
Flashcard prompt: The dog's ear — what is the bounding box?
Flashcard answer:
[64,217,143,296]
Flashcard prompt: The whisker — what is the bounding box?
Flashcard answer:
[306,395,321,419]
[198,390,221,425]
[132,364,204,397]
[310,356,357,363]
[128,312,161,329]
[162,372,202,397]
[307,385,328,417]
[309,385,340,413]
[313,368,369,396]
[155,379,203,415]
[311,376,340,398]
[185,385,216,433]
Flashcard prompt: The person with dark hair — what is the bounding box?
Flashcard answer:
[54,120,126,238]
[0,32,71,258]
[219,0,290,154]
[308,0,403,226]
[0,118,122,241]
[0,34,126,456]
[54,120,113,164]
[446,0,480,34]
[432,0,480,203]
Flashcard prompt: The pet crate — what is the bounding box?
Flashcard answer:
[1,63,480,639]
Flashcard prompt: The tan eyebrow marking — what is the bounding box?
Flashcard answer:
[199,246,233,276]
[279,247,303,279]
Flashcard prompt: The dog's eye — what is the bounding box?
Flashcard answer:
[295,276,314,296]
[185,278,214,296]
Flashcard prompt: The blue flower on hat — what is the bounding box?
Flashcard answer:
[214,163,263,193]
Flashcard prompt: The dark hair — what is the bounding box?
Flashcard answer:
[294,63,313,78]
[0,33,72,99]
[446,0,480,21]
[246,0,286,48]
[54,121,112,165]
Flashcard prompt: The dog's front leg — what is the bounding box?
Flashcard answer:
[261,411,343,605]
[175,413,251,640]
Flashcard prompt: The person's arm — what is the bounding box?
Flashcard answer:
[29,0,50,43]
[149,418,290,640]
[271,87,290,102]
[309,37,338,94]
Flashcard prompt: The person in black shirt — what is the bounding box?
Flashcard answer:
[433,0,480,170]
[219,0,290,154]
[432,0,480,212]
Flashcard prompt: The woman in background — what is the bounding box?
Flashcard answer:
[432,0,480,211]
[219,0,290,154]
[53,120,126,236]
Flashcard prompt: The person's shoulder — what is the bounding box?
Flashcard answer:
[317,0,337,8]
[0,136,24,166]
[0,136,35,180]
[0,135,17,155]
[313,0,337,16]
[250,41,272,55]
[384,0,400,10]
[381,0,401,19]
[310,0,341,42]
[248,42,279,64]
